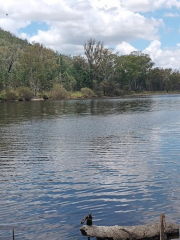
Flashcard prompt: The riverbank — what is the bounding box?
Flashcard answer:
[1,90,180,102]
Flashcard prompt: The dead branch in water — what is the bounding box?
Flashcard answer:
[80,213,179,240]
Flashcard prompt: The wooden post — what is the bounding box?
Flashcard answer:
[12,227,15,240]
[160,213,166,240]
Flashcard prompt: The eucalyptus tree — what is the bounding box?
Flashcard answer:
[71,55,91,90]
[84,38,113,85]
[130,51,154,91]
[0,28,28,46]
[168,69,180,91]
[114,51,154,92]
[148,68,172,91]
[21,42,59,96]
[0,28,29,91]
[56,54,73,83]
[0,44,22,90]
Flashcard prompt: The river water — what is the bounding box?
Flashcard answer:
[0,95,180,239]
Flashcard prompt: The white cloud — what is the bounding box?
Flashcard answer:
[0,17,30,34]
[154,0,180,10]
[145,40,162,59]
[163,12,180,17]
[145,40,180,69]
[120,0,152,12]
[0,0,164,54]
[31,10,163,51]
[121,0,180,12]
[30,29,84,54]
[112,40,180,70]
[115,42,137,55]
[0,0,180,69]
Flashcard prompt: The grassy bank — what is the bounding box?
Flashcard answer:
[1,86,180,102]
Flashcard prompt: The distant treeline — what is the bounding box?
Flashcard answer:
[0,28,180,100]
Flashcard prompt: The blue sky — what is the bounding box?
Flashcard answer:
[18,22,49,37]
[1,0,180,69]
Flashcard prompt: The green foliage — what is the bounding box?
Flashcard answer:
[62,72,77,92]
[1,29,180,99]
[70,91,84,99]
[122,85,130,94]
[17,87,33,101]
[70,55,91,90]
[100,80,119,96]
[4,89,18,101]
[113,51,154,92]
[0,28,28,47]
[20,42,59,96]
[41,92,50,100]
[114,90,124,96]
[51,84,69,100]
[148,68,172,91]
[0,90,6,100]
[81,87,96,98]
[84,38,113,85]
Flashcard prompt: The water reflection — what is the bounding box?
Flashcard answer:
[0,95,180,239]
[0,97,155,124]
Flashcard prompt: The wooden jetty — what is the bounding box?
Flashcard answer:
[80,213,179,240]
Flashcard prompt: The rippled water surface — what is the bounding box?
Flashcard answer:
[0,95,180,239]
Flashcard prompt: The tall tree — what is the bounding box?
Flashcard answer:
[114,52,154,92]
[71,55,91,90]
[21,43,58,96]
[148,68,172,91]
[168,70,180,91]
[84,38,113,86]
[0,44,21,90]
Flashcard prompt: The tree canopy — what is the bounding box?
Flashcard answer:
[1,28,180,99]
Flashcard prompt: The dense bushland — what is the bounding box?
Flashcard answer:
[1,28,180,101]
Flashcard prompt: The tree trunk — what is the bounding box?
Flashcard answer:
[80,222,179,240]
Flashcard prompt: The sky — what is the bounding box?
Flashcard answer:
[0,0,180,69]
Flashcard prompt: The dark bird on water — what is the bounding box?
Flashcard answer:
[81,213,93,226]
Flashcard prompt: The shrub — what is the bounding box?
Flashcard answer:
[17,87,33,101]
[0,90,7,101]
[37,92,49,100]
[122,85,130,94]
[70,91,84,99]
[42,93,49,100]
[81,87,96,98]
[62,73,77,92]
[114,89,124,96]
[51,84,69,100]
[5,89,18,101]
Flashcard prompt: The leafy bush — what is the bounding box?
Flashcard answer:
[114,89,124,96]
[17,87,33,101]
[42,93,49,100]
[51,84,69,100]
[5,89,18,101]
[70,91,84,99]
[122,85,130,94]
[37,92,49,100]
[100,80,118,96]
[0,90,6,101]
[81,87,96,98]
[62,73,77,92]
